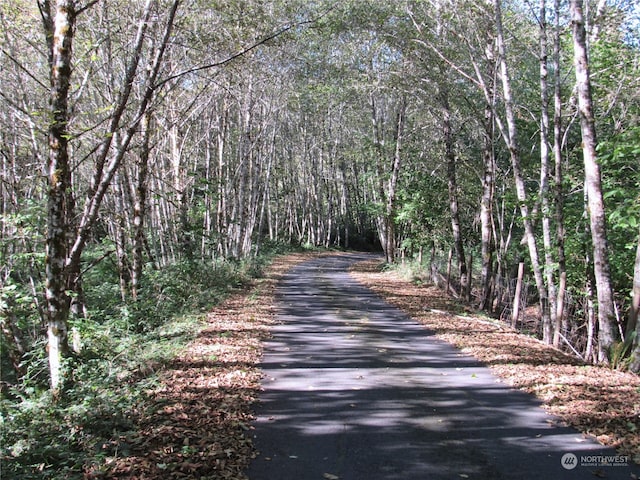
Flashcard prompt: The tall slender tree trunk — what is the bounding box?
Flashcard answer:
[216,100,229,256]
[479,18,497,311]
[42,0,77,390]
[370,94,405,264]
[570,0,619,362]
[583,215,597,362]
[511,260,525,327]
[479,116,495,310]
[112,168,130,301]
[339,160,350,249]
[167,123,192,259]
[132,111,152,301]
[370,94,389,260]
[39,0,179,389]
[256,130,276,256]
[442,88,468,297]
[385,98,406,264]
[538,0,558,345]
[431,0,467,292]
[552,0,568,346]
[494,0,552,343]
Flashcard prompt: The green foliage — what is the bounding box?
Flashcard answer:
[598,127,640,289]
[1,200,48,387]
[1,366,150,479]
[395,168,449,248]
[0,247,280,479]
[609,331,636,371]
[591,36,640,139]
[600,128,640,229]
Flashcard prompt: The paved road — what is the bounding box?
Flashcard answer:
[247,254,638,479]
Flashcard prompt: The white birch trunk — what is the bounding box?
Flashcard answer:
[43,0,76,390]
[539,0,558,345]
[494,0,552,343]
[570,0,619,362]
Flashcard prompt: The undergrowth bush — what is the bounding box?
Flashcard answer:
[1,249,280,479]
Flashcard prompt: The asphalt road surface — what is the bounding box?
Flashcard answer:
[247,253,638,480]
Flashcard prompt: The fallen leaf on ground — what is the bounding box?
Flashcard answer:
[350,258,640,462]
[104,253,324,479]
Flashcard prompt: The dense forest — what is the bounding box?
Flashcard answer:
[1,0,639,440]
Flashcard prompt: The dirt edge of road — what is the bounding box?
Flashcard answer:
[349,257,640,465]
[106,252,324,479]
[106,252,639,479]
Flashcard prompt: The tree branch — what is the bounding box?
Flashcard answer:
[154,4,337,89]
[76,0,101,16]
[1,49,49,91]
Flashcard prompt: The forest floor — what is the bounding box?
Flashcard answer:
[105,252,640,479]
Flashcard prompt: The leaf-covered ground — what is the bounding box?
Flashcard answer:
[105,253,315,479]
[349,258,640,465]
[104,253,639,478]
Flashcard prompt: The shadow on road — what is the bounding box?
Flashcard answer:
[247,254,637,479]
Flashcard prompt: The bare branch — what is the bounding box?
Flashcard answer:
[155,4,338,89]
[76,0,101,16]
[1,49,49,91]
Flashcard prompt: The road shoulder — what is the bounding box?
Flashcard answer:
[350,257,640,465]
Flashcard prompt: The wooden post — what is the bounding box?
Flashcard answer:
[466,252,473,302]
[446,248,453,294]
[511,261,525,327]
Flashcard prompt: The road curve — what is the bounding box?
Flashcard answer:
[246,253,638,480]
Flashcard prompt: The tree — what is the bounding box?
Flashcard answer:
[537,0,559,346]
[629,230,640,372]
[432,1,469,297]
[374,94,407,264]
[366,44,408,262]
[478,29,497,311]
[37,0,180,389]
[3,0,640,395]
[494,0,552,343]
[570,0,619,362]
[551,0,568,347]
[39,0,78,391]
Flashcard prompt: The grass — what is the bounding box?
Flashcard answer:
[0,313,206,479]
[0,249,286,479]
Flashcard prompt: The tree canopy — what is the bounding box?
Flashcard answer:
[1,0,640,388]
